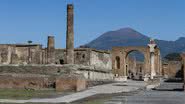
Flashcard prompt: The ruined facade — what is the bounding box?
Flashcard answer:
[0,44,43,64]
[0,4,114,91]
[162,61,183,78]
[112,40,161,81]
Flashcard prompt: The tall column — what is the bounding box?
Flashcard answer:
[66,4,74,64]
[47,36,55,64]
[148,39,157,79]
[150,53,155,79]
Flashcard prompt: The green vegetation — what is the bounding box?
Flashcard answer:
[164,53,182,61]
[0,89,71,100]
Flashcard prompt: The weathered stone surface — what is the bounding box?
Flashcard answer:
[112,46,161,80]
[0,74,52,90]
[55,48,112,72]
[162,61,182,78]
[56,74,86,92]
[0,65,63,75]
[47,36,55,64]
[0,44,43,64]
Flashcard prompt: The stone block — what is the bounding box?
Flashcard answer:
[76,78,86,91]
[55,74,86,92]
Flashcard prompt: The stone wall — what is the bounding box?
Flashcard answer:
[0,65,63,75]
[55,49,66,64]
[0,44,43,65]
[0,64,112,90]
[55,48,112,72]
[76,70,114,81]
[74,49,90,65]
[56,74,86,92]
[90,50,112,71]
[162,61,183,78]
[0,74,52,89]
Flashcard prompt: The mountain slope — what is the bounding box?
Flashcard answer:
[84,28,185,58]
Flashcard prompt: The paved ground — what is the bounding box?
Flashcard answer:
[0,80,146,104]
[154,82,184,91]
[83,81,185,104]
[102,90,185,104]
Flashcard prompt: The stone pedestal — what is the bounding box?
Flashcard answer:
[114,76,127,82]
[143,76,149,82]
[56,74,86,92]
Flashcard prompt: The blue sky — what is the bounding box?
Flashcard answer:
[0,0,184,48]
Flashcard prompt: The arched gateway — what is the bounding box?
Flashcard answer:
[112,39,161,81]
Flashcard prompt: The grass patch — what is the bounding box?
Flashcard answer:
[0,88,72,100]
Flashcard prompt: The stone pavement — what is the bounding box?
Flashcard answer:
[0,80,146,104]
[154,82,183,91]
[103,81,185,104]
[103,90,185,104]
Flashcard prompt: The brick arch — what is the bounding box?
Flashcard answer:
[112,46,161,81]
[125,50,145,59]
[112,47,150,76]
[125,50,146,79]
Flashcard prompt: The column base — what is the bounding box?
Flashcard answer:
[143,74,150,82]
[114,76,127,82]
[144,76,149,82]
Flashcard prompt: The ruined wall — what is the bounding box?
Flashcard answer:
[162,61,183,78]
[0,65,69,75]
[55,48,90,65]
[126,56,136,77]
[76,69,113,81]
[0,45,13,64]
[154,48,161,75]
[55,48,112,72]
[0,74,52,89]
[56,74,86,92]
[55,49,66,64]
[74,49,90,65]
[90,50,112,71]
[0,44,43,65]
[135,62,144,79]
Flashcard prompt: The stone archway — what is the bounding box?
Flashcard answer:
[112,45,161,81]
[125,50,145,80]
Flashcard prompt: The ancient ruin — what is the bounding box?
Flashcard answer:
[0,4,113,91]
[0,3,184,94]
[112,39,161,81]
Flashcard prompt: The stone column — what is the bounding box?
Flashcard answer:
[119,52,127,81]
[148,39,157,79]
[47,36,55,64]
[150,52,155,79]
[66,4,74,64]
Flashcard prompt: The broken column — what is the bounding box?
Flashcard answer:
[66,4,74,64]
[47,36,55,64]
[148,39,157,79]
